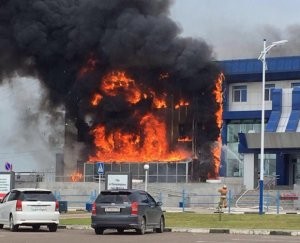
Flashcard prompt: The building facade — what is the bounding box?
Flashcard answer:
[220,56,300,189]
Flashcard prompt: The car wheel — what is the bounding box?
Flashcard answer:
[94,227,104,235]
[155,216,164,233]
[32,225,40,231]
[9,215,19,232]
[0,224,3,229]
[48,224,58,232]
[136,217,146,235]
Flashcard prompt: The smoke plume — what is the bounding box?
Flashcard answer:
[0,0,221,178]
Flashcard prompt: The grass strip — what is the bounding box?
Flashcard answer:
[59,212,300,230]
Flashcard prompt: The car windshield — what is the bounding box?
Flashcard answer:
[21,191,56,202]
[96,191,133,204]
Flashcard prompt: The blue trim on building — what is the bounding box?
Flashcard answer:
[286,87,300,131]
[223,110,271,120]
[219,56,300,83]
[265,89,282,132]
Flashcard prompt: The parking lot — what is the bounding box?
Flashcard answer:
[1,228,300,243]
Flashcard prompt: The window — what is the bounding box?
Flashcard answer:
[21,191,56,201]
[265,84,275,101]
[291,82,300,88]
[8,191,18,201]
[232,85,247,102]
[139,193,149,203]
[146,193,156,206]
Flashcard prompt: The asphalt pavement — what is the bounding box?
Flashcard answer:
[60,207,300,236]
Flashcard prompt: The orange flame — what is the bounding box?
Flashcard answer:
[175,99,189,109]
[71,171,83,182]
[101,71,142,104]
[91,93,103,106]
[209,73,224,178]
[89,113,190,162]
[177,136,192,142]
[150,91,167,109]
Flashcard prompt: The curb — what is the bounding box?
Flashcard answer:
[170,227,300,236]
[60,225,300,236]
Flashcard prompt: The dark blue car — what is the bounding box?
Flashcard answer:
[91,189,164,235]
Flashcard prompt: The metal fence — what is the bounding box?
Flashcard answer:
[13,172,300,213]
[51,188,300,214]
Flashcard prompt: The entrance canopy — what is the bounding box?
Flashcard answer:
[239,132,300,152]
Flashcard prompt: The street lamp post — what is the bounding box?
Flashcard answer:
[258,39,288,215]
[144,164,149,192]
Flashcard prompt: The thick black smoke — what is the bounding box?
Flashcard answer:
[0,0,221,178]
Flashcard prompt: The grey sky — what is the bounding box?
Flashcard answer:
[170,0,300,60]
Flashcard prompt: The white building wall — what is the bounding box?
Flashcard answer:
[277,88,292,132]
[228,80,299,112]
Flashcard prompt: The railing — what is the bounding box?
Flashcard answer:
[13,172,300,213]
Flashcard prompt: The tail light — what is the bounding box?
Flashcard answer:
[131,201,138,215]
[55,201,59,212]
[92,202,96,215]
[16,200,22,211]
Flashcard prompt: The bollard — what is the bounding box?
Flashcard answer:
[228,189,231,213]
[182,189,185,212]
[276,190,280,214]
[266,191,269,212]
[158,192,163,204]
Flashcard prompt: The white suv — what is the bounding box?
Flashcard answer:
[0,188,60,232]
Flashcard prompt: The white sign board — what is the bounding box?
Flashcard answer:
[106,174,131,190]
[0,173,11,198]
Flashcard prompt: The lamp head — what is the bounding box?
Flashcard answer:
[144,164,149,170]
[272,40,288,46]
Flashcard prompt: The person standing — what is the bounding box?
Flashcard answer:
[218,185,228,209]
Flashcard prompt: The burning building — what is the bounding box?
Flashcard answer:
[0,0,222,181]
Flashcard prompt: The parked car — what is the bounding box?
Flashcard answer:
[0,188,60,232]
[91,189,165,235]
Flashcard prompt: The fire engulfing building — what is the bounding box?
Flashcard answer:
[64,71,224,183]
[0,0,223,181]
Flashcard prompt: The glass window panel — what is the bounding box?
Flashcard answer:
[149,163,157,175]
[157,175,167,183]
[233,90,240,102]
[120,163,129,172]
[130,164,139,176]
[167,176,176,183]
[241,89,247,102]
[158,163,167,175]
[177,163,186,175]
[148,175,157,183]
[177,176,186,183]
[167,163,176,175]
[265,84,275,101]
[112,163,121,172]
[104,163,111,173]
[138,163,145,175]
[292,82,300,87]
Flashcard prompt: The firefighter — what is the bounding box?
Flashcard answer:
[218,184,228,209]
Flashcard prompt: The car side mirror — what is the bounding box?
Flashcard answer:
[156,201,162,206]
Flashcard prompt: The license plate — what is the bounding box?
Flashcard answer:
[105,207,120,212]
[31,207,46,211]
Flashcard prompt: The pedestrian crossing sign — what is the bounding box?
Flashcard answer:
[97,162,104,175]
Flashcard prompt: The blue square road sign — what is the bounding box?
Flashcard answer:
[97,162,104,175]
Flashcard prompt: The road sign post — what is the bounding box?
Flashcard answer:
[97,162,104,194]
